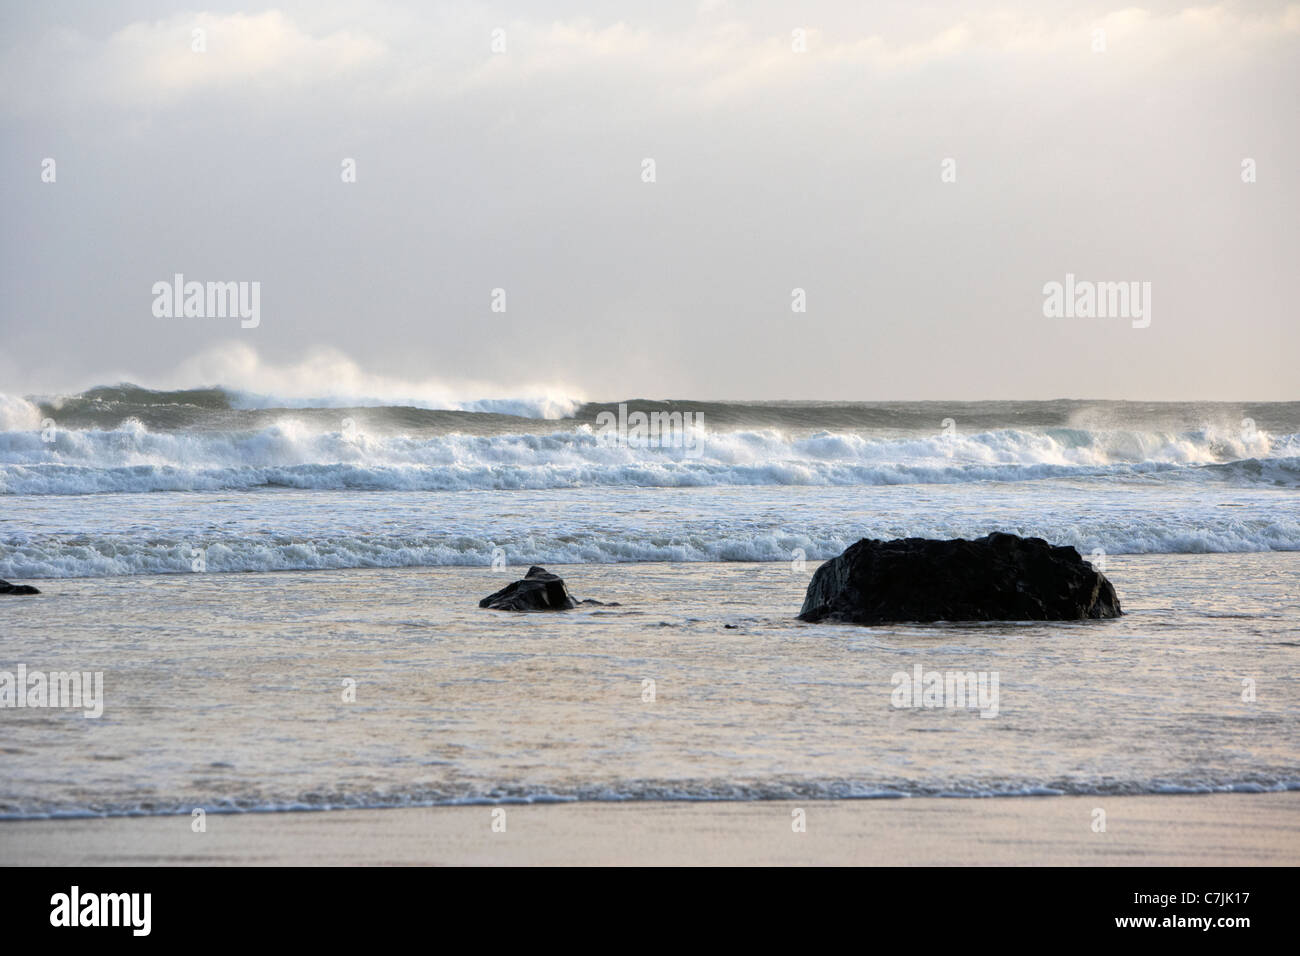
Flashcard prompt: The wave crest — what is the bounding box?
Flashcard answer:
[1,415,1296,495]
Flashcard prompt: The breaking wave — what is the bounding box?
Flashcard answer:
[1,411,1296,495]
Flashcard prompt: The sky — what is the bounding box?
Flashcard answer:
[1,0,1296,403]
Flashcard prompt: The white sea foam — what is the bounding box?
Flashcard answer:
[0,394,42,431]
[174,344,585,418]
[1,418,1295,496]
[4,512,1299,579]
[225,391,584,419]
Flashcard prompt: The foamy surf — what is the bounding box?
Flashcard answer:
[2,414,1296,495]
[2,395,1297,579]
[4,511,1300,579]
[3,776,1298,821]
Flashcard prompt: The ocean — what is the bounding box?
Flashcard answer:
[1,389,1297,818]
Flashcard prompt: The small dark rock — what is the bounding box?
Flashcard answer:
[479,566,614,611]
[798,533,1121,625]
[0,579,40,595]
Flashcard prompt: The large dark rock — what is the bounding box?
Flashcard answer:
[798,533,1121,625]
[479,566,612,611]
[0,579,40,595]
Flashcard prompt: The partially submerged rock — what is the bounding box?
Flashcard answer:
[0,579,40,595]
[798,533,1121,625]
[479,566,613,611]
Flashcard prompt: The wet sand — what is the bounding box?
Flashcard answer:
[2,792,1296,866]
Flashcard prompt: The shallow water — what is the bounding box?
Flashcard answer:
[3,395,1297,818]
[2,555,1297,818]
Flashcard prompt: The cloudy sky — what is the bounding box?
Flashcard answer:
[1,1,1296,403]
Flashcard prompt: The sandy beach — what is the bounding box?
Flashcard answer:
[3,793,1296,866]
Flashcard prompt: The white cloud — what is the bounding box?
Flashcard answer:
[5,4,1298,117]
[2,10,386,113]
